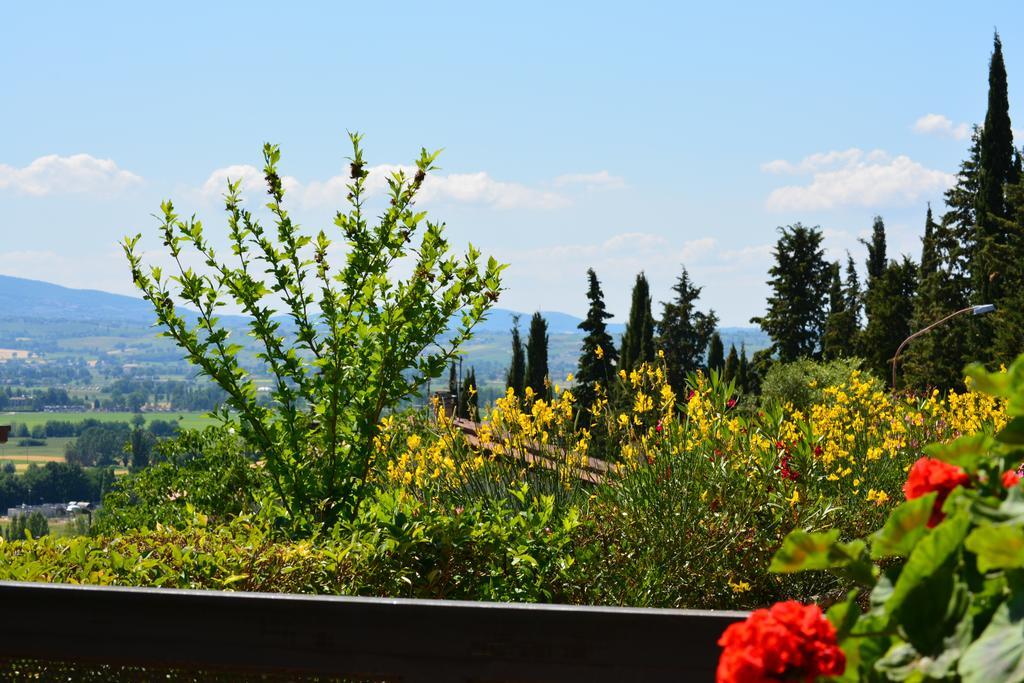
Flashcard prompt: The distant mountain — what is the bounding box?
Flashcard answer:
[0,274,770,364]
[474,309,625,335]
[0,274,155,322]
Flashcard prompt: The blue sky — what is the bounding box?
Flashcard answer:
[2,2,1022,325]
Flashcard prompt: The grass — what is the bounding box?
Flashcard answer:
[0,437,73,471]
[0,411,219,430]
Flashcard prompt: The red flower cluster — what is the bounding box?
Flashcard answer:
[903,457,970,527]
[717,601,845,683]
[1003,470,1022,489]
[779,454,799,481]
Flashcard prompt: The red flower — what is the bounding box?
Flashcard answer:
[726,398,737,409]
[1003,470,1022,489]
[779,454,799,481]
[903,457,970,527]
[717,601,845,683]
[813,445,823,457]
[655,420,663,433]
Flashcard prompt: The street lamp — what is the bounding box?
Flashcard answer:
[890,304,995,389]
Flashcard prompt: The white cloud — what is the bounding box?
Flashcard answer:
[762,148,955,211]
[552,170,626,190]
[913,113,971,140]
[199,163,573,210]
[0,154,142,196]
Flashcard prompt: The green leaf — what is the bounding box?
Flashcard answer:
[924,432,994,471]
[966,362,1011,398]
[959,597,1024,683]
[870,493,936,559]
[887,511,970,614]
[827,590,861,640]
[770,529,841,573]
[770,530,874,584]
[998,417,1024,446]
[966,524,1024,572]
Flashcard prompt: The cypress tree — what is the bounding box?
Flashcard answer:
[506,316,525,399]
[658,267,718,395]
[822,261,858,360]
[751,224,832,362]
[863,256,919,386]
[448,362,458,396]
[576,269,618,419]
[905,206,971,391]
[863,216,888,285]
[973,32,1017,361]
[723,344,739,385]
[737,344,750,393]
[991,181,1024,364]
[459,367,479,420]
[707,332,725,372]
[620,273,655,372]
[525,312,550,400]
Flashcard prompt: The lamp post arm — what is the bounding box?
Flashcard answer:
[891,306,977,389]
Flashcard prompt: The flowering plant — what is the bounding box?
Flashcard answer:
[751,355,1024,682]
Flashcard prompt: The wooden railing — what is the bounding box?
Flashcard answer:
[0,581,744,681]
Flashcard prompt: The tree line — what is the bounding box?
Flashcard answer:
[501,33,1023,404]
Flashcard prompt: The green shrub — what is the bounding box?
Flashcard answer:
[760,357,876,411]
[123,134,504,532]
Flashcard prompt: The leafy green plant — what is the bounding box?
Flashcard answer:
[123,134,504,531]
[768,355,1024,681]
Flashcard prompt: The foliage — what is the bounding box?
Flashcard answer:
[123,134,504,531]
[752,224,831,362]
[525,312,549,400]
[862,254,919,388]
[766,354,1024,682]
[576,269,618,422]
[760,358,875,413]
[506,316,525,399]
[93,427,261,535]
[823,258,860,360]
[620,272,655,373]
[707,331,724,372]
[657,266,716,396]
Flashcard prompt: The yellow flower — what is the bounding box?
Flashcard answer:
[617,413,630,427]
[866,489,890,506]
[787,489,800,506]
[595,345,604,359]
[406,434,422,451]
[728,579,751,594]
[566,373,575,383]
[657,349,665,359]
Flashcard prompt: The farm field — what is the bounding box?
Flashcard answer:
[0,436,73,471]
[0,411,219,430]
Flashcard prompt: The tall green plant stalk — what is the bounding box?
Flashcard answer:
[123,134,505,532]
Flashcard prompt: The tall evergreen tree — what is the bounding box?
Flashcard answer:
[707,332,725,372]
[737,344,750,393]
[448,361,458,395]
[863,216,888,286]
[620,272,656,372]
[525,312,550,400]
[822,261,858,360]
[862,256,919,386]
[751,224,832,362]
[506,316,525,399]
[723,344,740,385]
[576,269,618,419]
[458,367,479,420]
[658,267,718,395]
[991,181,1024,364]
[973,32,1018,361]
[905,206,972,390]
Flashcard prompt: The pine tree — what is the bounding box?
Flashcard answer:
[863,216,888,285]
[620,273,655,372]
[576,269,618,420]
[707,332,725,372]
[525,312,550,400]
[658,267,718,395]
[751,224,832,362]
[448,362,458,396]
[723,344,739,385]
[973,32,1018,361]
[506,316,525,399]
